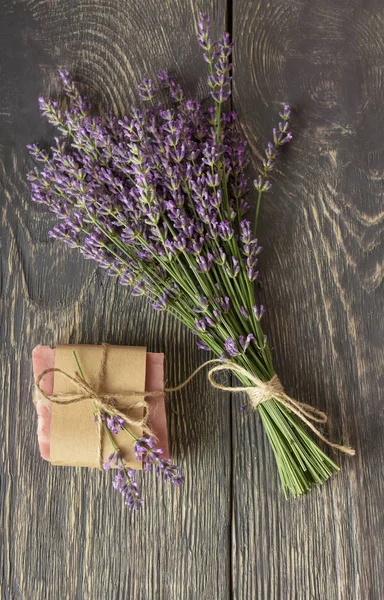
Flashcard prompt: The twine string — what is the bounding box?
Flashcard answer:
[96,342,108,467]
[165,359,355,456]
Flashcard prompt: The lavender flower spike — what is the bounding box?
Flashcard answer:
[224,337,239,358]
[134,436,184,487]
[112,468,143,509]
[106,414,126,434]
[103,451,120,471]
[253,104,292,200]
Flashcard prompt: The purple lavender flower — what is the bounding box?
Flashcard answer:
[219,296,231,312]
[239,333,254,352]
[253,305,265,320]
[280,103,291,121]
[26,144,49,163]
[254,177,272,192]
[225,256,240,278]
[195,318,207,333]
[138,78,157,102]
[103,451,121,471]
[240,220,252,244]
[134,436,184,486]
[197,13,213,65]
[212,308,222,322]
[204,316,215,327]
[194,295,209,313]
[224,337,239,358]
[196,253,213,273]
[247,267,259,282]
[106,415,126,435]
[197,340,210,351]
[241,306,249,319]
[152,293,169,311]
[112,468,143,509]
[218,221,233,241]
[253,106,292,197]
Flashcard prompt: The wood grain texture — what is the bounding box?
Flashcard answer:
[232,1,383,599]
[0,2,231,599]
[0,0,383,599]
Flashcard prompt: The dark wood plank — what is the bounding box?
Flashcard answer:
[232,1,384,598]
[0,2,231,599]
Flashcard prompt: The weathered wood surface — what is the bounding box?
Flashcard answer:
[0,0,383,599]
[232,2,384,599]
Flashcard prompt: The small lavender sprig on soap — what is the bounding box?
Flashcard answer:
[27,13,352,498]
[74,351,183,509]
[100,419,184,508]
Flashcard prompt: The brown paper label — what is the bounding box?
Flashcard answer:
[50,345,147,469]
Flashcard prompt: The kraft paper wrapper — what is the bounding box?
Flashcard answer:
[50,344,147,469]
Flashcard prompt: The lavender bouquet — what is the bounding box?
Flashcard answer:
[27,14,353,498]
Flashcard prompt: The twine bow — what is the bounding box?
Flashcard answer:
[33,344,156,468]
[166,359,355,456]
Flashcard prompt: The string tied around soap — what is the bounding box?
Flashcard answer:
[33,344,161,468]
[165,359,355,456]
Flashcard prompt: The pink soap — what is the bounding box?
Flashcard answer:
[32,346,169,462]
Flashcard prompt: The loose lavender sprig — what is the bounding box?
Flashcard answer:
[27,16,345,499]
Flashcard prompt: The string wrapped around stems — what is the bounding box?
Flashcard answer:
[165,359,355,456]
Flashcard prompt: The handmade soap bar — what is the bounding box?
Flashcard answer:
[33,345,169,466]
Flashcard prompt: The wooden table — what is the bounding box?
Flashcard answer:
[1,1,383,598]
